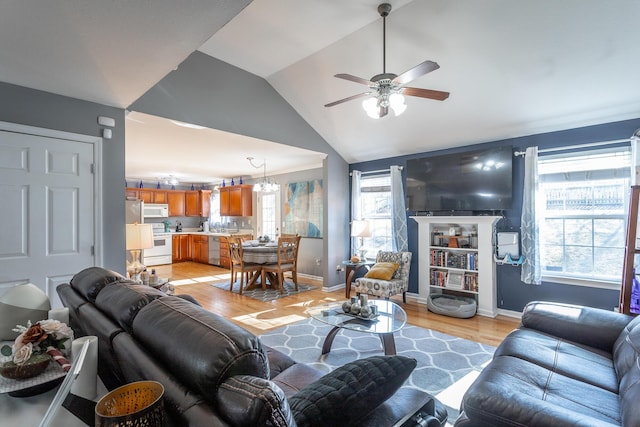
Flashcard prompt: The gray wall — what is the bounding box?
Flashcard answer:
[268,167,324,277]
[0,81,126,273]
[351,117,640,312]
[131,52,350,286]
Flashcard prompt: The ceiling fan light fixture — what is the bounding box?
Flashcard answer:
[362,97,381,118]
[389,93,406,116]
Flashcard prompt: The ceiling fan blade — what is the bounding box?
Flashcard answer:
[401,87,450,101]
[324,92,372,107]
[334,73,374,86]
[392,60,440,86]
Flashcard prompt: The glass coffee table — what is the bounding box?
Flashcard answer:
[305,300,407,355]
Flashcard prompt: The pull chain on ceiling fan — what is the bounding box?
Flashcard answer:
[325,3,450,119]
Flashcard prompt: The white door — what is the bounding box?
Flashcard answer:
[256,191,281,239]
[0,127,97,307]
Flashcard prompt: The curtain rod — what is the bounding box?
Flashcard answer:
[349,166,403,176]
[513,138,631,157]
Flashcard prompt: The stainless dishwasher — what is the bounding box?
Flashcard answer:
[208,236,221,265]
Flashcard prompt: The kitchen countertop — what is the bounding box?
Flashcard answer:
[155,229,254,237]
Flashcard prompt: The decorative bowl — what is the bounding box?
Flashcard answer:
[0,353,51,379]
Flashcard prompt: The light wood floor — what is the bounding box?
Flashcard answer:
[153,262,519,347]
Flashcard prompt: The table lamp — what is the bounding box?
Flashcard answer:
[126,223,154,282]
[351,220,372,260]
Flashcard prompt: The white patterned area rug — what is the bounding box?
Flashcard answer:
[212,280,316,302]
[259,317,494,421]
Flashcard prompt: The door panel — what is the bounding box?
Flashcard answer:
[0,129,95,303]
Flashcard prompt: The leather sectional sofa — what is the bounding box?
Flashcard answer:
[454,301,640,426]
[58,267,448,427]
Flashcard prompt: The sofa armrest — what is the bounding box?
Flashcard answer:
[521,301,633,352]
[217,375,296,427]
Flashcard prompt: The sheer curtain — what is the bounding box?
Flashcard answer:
[521,146,541,284]
[351,170,362,255]
[390,166,408,251]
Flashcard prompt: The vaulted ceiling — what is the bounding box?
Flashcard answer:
[2,0,639,183]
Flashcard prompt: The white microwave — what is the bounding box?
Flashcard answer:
[144,204,169,218]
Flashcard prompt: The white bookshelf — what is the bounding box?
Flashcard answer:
[411,216,501,317]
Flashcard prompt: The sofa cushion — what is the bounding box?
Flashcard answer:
[288,355,416,427]
[364,262,399,280]
[217,375,296,427]
[460,355,621,426]
[132,296,269,403]
[70,266,126,303]
[494,328,618,393]
[94,282,165,333]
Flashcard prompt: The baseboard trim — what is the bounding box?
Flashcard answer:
[496,308,523,319]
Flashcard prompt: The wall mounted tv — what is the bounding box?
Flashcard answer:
[406,146,513,213]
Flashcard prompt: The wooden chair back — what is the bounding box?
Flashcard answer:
[231,233,254,242]
[227,236,244,266]
[277,235,300,266]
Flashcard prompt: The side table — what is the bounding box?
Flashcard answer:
[342,260,374,298]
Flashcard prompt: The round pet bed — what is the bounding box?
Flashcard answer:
[427,294,477,318]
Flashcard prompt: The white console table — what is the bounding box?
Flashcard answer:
[411,216,501,317]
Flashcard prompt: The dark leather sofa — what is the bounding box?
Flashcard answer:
[58,267,448,427]
[454,301,640,427]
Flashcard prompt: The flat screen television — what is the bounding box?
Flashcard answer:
[406,146,513,213]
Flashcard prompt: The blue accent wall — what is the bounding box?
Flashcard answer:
[351,117,640,312]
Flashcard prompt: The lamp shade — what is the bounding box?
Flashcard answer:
[351,220,372,238]
[126,223,154,250]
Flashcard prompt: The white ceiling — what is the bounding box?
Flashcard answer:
[3,0,640,183]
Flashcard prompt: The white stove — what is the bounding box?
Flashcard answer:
[143,223,173,266]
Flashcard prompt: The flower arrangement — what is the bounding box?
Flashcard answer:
[0,319,74,379]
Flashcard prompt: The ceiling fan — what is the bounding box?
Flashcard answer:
[325,3,449,118]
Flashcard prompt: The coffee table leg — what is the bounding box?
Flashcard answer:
[379,333,396,355]
[322,326,341,354]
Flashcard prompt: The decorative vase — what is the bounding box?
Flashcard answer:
[359,305,371,318]
[350,301,361,315]
[342,301,352,314]
[0,353,51,379]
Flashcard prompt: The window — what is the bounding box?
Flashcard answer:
[538,147,630,284]
[359,174,392,256]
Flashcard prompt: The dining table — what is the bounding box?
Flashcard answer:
[241,242,280,289]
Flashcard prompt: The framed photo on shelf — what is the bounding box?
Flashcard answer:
[446,271,464,289]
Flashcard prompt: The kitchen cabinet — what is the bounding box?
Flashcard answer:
[125,188,169,204]
[219,237,230,269]
[153,190,168,203]
[191,235,209,264]
[186,190,212,217]
[168,191,185,217]
[220,185,252,216]
[172,234,192,263]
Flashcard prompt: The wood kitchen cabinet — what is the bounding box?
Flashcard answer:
[185,190,212,217]
[219,185,252,216]
[191,235,209,264]
[172,234,192,262]
[168,191,185,217]
[219,237,230,269]
[125,188,168,204]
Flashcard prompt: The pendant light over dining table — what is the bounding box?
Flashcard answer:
[247,157,279,193]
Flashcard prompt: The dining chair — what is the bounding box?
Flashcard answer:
[228,234,254,284]
[261,235,301,293]
[227,237,263,294]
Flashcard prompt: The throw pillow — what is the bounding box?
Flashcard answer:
[289,355,416,427]
[365,262,399,280]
